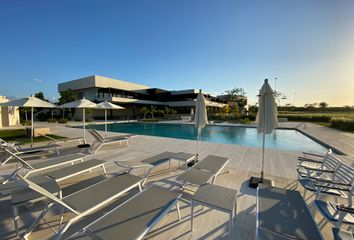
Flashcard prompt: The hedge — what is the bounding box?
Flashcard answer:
[277,114,331,122]
[330,118,354,131]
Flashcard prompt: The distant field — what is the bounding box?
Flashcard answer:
[278,111,354,118]
[278,111,354,133]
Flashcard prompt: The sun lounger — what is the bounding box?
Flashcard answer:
[312,162,354,229]
[297,149,336,179]
[1,158,105,198]
[177,155,230,188]
[88,129,130,153]
[300,161,353,199]
[257,185,323,240]
[65,185,181,240]
[13,172,143,239]
[1,149,85,184]
[333,228,354,240]
[116,151,174,185]
[39,133,85,145]
[0,141,61,165]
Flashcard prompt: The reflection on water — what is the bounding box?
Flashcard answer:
[90,123,327,153]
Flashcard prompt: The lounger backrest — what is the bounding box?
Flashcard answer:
[334,162,354,186]
[3,148,34,169]
[92,129,105,140]
[88,130,104,142]
[15,174,79,214]
[323,153,340,172]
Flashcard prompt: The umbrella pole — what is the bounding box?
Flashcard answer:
[83,108,86,143]
[261,131,265,181]
[105,108,107,137]
[197,128,201,161]
[31,107,34,147]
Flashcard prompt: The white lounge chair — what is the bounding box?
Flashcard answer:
[313,162,354,229]
[116,151,176,185]
[0,140,61,165]
[88,129,130,153]
[13,173,143,239]
[39,133,85,145]
[1,149,85,185]
[177,155,230,189]
[65,185,182,240]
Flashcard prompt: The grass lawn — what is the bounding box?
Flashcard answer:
[0,129,66,144]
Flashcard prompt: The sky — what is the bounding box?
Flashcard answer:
[0,0,353,106]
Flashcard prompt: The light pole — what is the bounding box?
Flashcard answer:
[293,92,296,106]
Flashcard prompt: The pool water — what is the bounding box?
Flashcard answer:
[90,123,328,153]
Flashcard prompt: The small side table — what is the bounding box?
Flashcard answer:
[191,184,237,239]
[170,152,196,170]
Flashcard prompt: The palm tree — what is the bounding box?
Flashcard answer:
[141,107,150,119]
[150,106,157,119]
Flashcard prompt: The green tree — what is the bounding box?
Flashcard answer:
[34,91,48,101]
[319,102,328,108]
[224,88,247,111]
[59,89,76,105]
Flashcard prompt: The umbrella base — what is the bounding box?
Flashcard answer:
[77,144,90,148]
[248,176,273,188]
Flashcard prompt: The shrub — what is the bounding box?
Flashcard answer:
[140,119,159,122]
[58,118,68,124]
[278,114,331,122]
[74,118,81,122]
[37,112,49,121]
[47,118,56,123]
[330,118,354,131]
[21,120,32,126]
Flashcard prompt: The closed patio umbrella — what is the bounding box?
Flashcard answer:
[195,90,208,160]
[249,79,278,188]
[0,96,55,146]
[59,98,100,143]
[98,101,124,137]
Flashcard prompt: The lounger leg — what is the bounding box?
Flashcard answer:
[191,201,194,231]
[138,182,142,192]
[23,203,51,239]
[229,212,233,239]
[12,205,20,236]
[102,165,107,175]
[169,158,172,174]
[95,144,103,153]
[142,168,152,186]
[176,201,181,221]
[2,156,12,165]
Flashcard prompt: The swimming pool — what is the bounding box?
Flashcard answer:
[90,123,328,153]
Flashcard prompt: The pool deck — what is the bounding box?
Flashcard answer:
[0,122,353,239]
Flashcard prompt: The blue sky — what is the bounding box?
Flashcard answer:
[0,0,353,106]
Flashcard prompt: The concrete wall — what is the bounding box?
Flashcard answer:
[0,96,20,128]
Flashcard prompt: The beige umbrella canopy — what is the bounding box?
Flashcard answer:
[98,101,124,136]
[59,98,100,143]
[194,90,208,160]
[249,79,278,188]
[0,96,55,146]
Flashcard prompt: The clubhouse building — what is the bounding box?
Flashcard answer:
[58,75,226,120]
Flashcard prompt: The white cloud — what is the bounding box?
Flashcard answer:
[33,78,43,83]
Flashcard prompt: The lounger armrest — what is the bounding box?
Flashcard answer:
[302,152,325,158]
[336,205,354,214]
[115,161,153,169]
[313,178,351,186]
[303,166,333,173]
[297,157,323,164]
[314,183,350,192]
